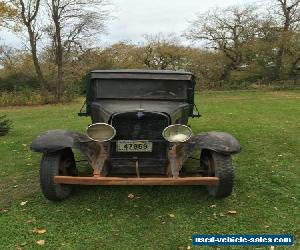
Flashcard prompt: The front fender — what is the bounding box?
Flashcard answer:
[31,130,110,175]
[186,131,241,156]
[30,130,92,153]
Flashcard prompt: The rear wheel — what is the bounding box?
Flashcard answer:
[40,148,77,201]
[200,149,234,198]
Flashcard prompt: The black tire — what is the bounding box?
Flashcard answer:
[40,148,76,201]
[200,149,234,198]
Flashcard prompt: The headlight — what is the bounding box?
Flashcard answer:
[86,123,116,142]
[162,124,193,143]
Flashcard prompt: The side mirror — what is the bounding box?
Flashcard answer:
[192,104,201,118]
[78,101,88,117]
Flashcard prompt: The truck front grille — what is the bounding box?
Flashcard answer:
[112,112,168,140]
[110,111,169,160]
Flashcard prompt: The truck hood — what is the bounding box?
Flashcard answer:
[91,100,190,124]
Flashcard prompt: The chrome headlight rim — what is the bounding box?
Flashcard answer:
[86,123,116,142]
[162,124,193,143]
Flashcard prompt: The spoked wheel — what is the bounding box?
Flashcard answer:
[200,149,234,198]
[40,148,77,201]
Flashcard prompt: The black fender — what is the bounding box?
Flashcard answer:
[31,130,110,175]
[185,131,241,158]
[30,130,93,153]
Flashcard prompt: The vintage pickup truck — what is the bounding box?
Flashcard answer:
[31,70,241,201]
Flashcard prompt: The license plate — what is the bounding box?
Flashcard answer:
[117,140,153,152]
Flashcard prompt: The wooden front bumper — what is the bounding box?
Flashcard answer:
[54,176,219,186]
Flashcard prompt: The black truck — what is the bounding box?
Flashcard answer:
[31,70,241,201]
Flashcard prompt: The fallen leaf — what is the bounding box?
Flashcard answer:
[36,240,45,246]
[20,201,28,206]
[169,214,175,218]
[127,193,134,199]
[33,228,46,234]
[227,210,237,215]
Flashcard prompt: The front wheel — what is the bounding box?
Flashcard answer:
[40,148,76,201]
[200,149,234,198]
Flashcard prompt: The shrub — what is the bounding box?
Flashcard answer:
[0,88,78,107]
[0,115,12,136]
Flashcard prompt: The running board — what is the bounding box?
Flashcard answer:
[54,176,219,186]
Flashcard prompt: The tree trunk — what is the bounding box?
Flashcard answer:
[274,46,284,80]
[19,0,47,96]
[289,55,300,78]
[27,27,47,96]
[55,25,63,102]
[52,2,64,102]
[274,0,291,80]
[220,65,232,81]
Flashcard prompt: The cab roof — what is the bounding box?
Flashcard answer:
[90,69,194,81]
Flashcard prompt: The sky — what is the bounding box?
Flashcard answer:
[0,0,255,48]
[104,0,255,44]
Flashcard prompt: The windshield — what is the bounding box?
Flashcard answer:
[94,79,188,99]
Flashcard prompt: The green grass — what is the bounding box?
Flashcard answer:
[0,91,299,250]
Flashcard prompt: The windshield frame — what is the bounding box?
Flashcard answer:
[93,79,189,101]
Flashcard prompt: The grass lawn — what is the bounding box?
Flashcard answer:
[0,91,299,250]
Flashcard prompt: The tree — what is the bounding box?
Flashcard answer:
[142,33,187,70]
[0,1,17,27]
[272,0,300,78]
[97,42,144,69]
[183,48,228,89]
[46,0,110,101]
[14,0,47,94]
[0,47,38,91]
[185,5,260,80]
